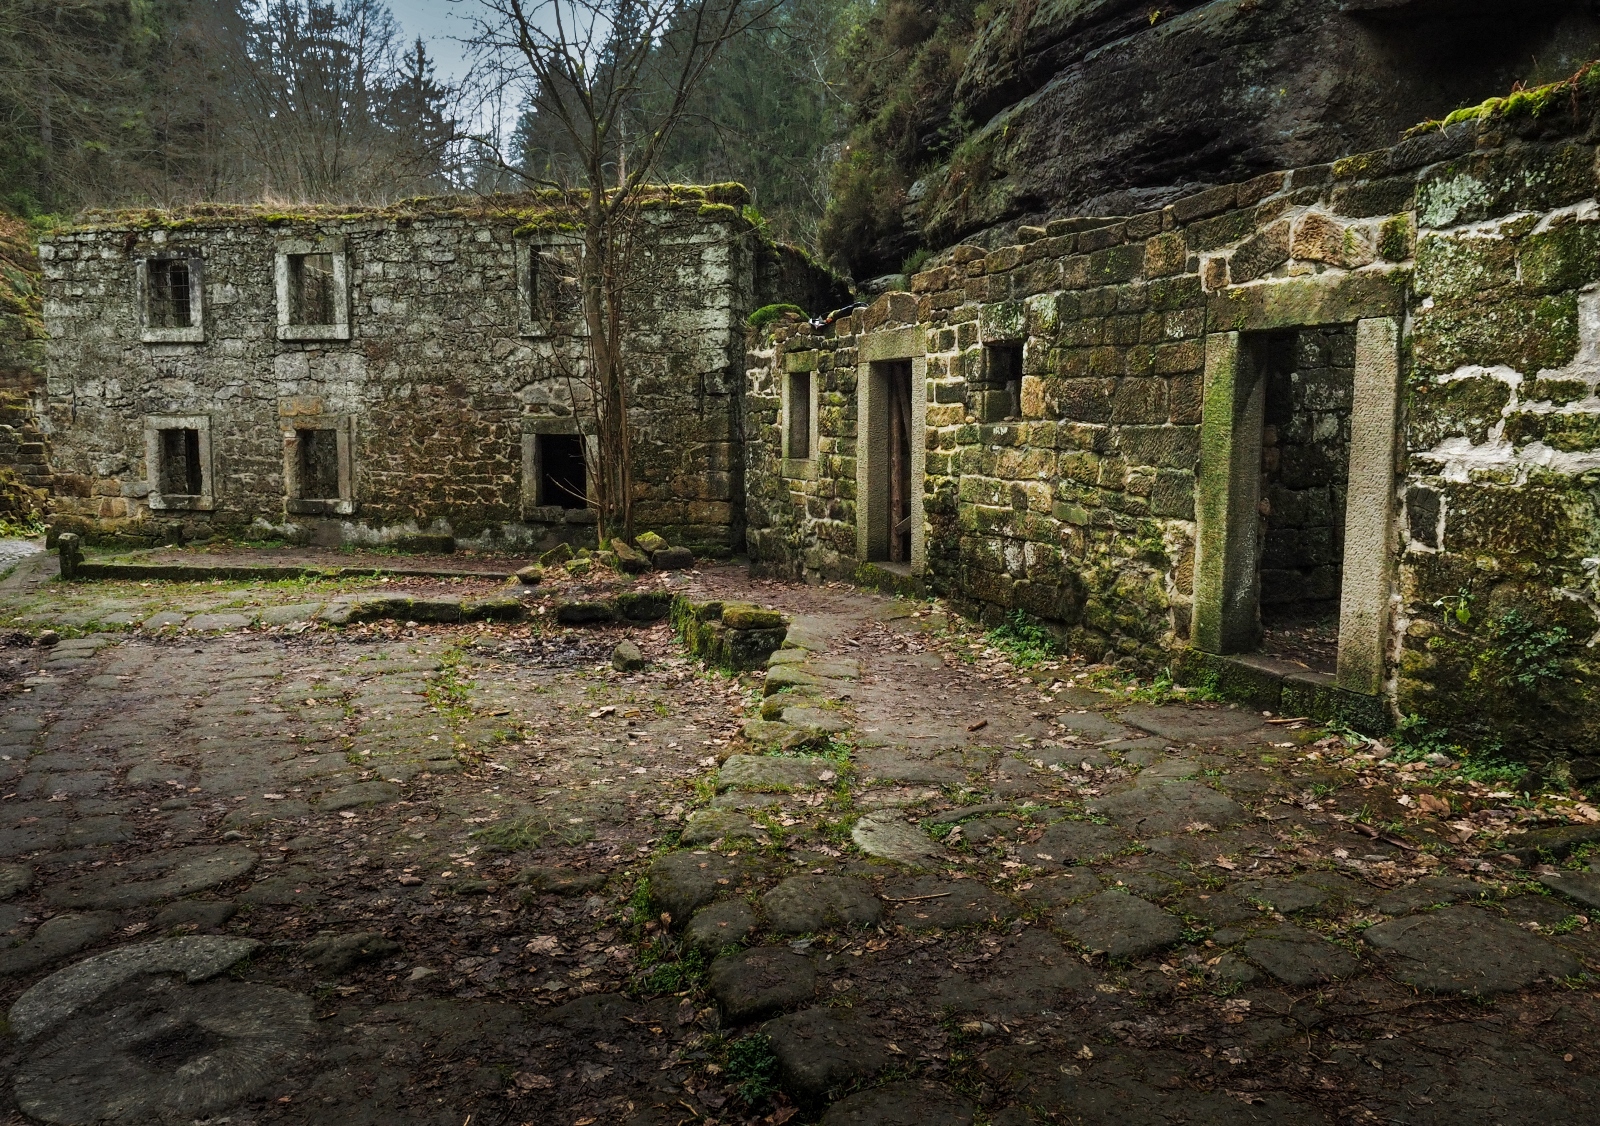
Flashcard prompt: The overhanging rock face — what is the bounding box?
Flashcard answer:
[749,101,1600,755]
[909,0,1600,253]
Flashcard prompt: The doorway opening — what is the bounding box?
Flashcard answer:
[1254,326,1354,674]
[865,360,914,564]
[538,433,588,510]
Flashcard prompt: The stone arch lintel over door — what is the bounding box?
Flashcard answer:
[1194,274,1404,697]
[857,325,927,574]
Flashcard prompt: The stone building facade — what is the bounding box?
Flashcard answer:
[747,104,1600,757]
[38,188,833,554]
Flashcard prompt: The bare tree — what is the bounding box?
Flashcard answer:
[466,0,774,542]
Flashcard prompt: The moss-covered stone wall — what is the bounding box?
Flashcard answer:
[749,104,1600,758]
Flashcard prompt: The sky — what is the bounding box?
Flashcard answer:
[385,0,476,86]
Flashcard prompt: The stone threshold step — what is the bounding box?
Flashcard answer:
[1172,647,1390,735]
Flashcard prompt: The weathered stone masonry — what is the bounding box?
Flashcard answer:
[39,190,827,554]
[748,108,1600,757]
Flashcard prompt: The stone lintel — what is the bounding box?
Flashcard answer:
[1206,272,1405,334]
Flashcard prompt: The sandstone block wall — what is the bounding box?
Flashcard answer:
[40,192,820,553]
[750,104,1600,757]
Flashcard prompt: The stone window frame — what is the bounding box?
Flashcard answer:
[781,349,820,479]
[515,237,583,338]
[275,236,351,342]
[976,338,1025,422]
[144,414,215,512]
[1193,275,1403,696]
[282,415,356,517]
[520,416,598,524]
[856,326,927,574]
[136,254,205,344]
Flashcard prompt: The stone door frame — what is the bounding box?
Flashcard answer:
[857,326,927,573]
[1194,276,1404,696]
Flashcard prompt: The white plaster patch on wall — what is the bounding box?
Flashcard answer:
[1416,435,1600,483]
[1418,290,1600,479]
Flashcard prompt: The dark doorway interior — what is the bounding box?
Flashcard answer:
[297,429,340,499]
[539,433,587,509]
[1256,326,1355,673]
[884,361,913,564]
[158,428,202,497]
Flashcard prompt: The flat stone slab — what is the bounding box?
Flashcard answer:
[0,862,33,899]
[685,900,758,957]
[1118,705,1269,743]
[1539,870,1600,911]
[1375,874,1492,916]
[886,877,1018,930]
[1031,820,1128,865]
[820,1081,977,1126]
[1233,872,1369,914]
[302,931,400,974]
[1054,712,1137,740]
[852,813,945,866]
[707,946,816,1024]
[718,754,835,793]
[763,875,882,933]
[1016,870,1106,909]
[937,930,1096,1016]
[1058,892,1181,959]
[186,612,254,631]
[766,1007,892,1102]
[681,808,763,845]
[0,913,117,977]
[858,748,969,784]
[649,851,745,924]
[47,845,258,909]
[780,706,851,733]
[1243,925,1361,987]
[9,935,264,1041]
[1364,905,1582,995]
[15,976,311,1124]
[259,603,322,625]
[1088,780,1247,834]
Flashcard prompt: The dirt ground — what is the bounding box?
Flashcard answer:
[0,547,1595,1126]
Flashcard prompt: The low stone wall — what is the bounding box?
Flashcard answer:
[748,100,1600,758]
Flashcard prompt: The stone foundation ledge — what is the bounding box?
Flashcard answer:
[1171,648,1390,736]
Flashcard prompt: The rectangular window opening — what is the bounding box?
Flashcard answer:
[787,371,812,460]
[538,433,587,510]
[288,253,336,326]
[147,259,193,329]
[984,342,1023,420]
[158,428,203,497]
[1255,326,1355,674]
[297,429,341,500]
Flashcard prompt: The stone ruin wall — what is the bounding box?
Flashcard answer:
[748,108,1600,757]
[39,196,783,555]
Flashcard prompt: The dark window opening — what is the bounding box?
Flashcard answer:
[787,371,812,459]
[288,253,336,325]
[1256,326,1355,672]
[982,342,1023,420]
[147,259,193,328]
[158,428,203,497]
[530,248,578,323]
[539,433,587,509]
[297,429,341,499]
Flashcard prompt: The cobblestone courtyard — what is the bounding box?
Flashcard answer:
[0,547,1595,1125]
